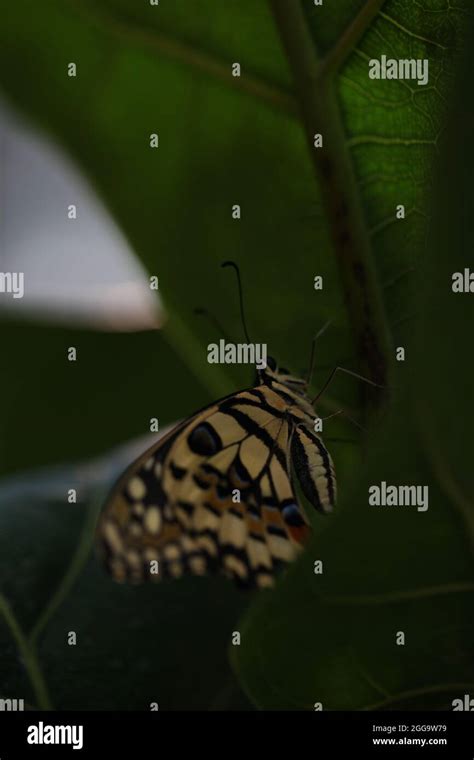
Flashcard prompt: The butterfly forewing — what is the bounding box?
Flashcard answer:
[98,385,314,589]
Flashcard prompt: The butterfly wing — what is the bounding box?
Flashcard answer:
[98,388,310,589]
[290,425,337,514]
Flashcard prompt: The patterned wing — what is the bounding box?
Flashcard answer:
[290,425,337,514]
[98,388,311,589]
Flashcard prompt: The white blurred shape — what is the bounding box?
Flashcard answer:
[0,99,162,331]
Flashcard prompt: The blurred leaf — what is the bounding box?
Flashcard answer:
[0,319,210,478]
[1,0,461,392]
[232,8,474,710]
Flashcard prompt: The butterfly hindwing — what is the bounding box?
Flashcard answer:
[98,386,311,589]
[290,425,337,514]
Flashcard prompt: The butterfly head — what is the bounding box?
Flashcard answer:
[218,263,309,397]
[258,356,308,396]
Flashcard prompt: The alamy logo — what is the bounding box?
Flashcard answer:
[369,481,429,512]
[207,339,267,369]
[369,55,429,86]
[452,694,474,710]
[27,721,83,750]
[0,698,24,711]
[452,268,474,293]
[0,272,24,298]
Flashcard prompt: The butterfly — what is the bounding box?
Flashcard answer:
[97,263,337,590]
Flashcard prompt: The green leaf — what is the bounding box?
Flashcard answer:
[0,320,210,478]
[232,4,474,710]
[0,1,464,397]
[0,0,337,399]
[0,0,469,710]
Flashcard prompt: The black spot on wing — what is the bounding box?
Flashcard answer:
[247,504,260,519]
[281,501,306,527]
[193,473,210,490]
[266,523,287,537]
[177,500,194,516]
[216,482,231,499]
[188,422,223,456]
[135,468,167,507]
[170,461,186,480]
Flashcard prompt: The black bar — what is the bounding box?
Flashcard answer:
[0,711,473,757]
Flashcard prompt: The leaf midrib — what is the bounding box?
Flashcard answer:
[73,0,297,116]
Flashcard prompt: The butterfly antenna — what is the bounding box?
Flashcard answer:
[193,307,233,342]
[221,261,252,343]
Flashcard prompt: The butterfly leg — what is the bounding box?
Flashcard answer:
[311,365,383,405]
[319,408,367,434]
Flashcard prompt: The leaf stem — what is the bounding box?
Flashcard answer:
[269,0,393,403]
[325,581,474,605]
[320,0,387,76]
[0,593,52,710]
[29,488,105,645]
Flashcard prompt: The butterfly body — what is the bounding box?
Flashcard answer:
[98,360,336,589]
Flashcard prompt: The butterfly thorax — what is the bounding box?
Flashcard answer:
[257,360,317,428]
